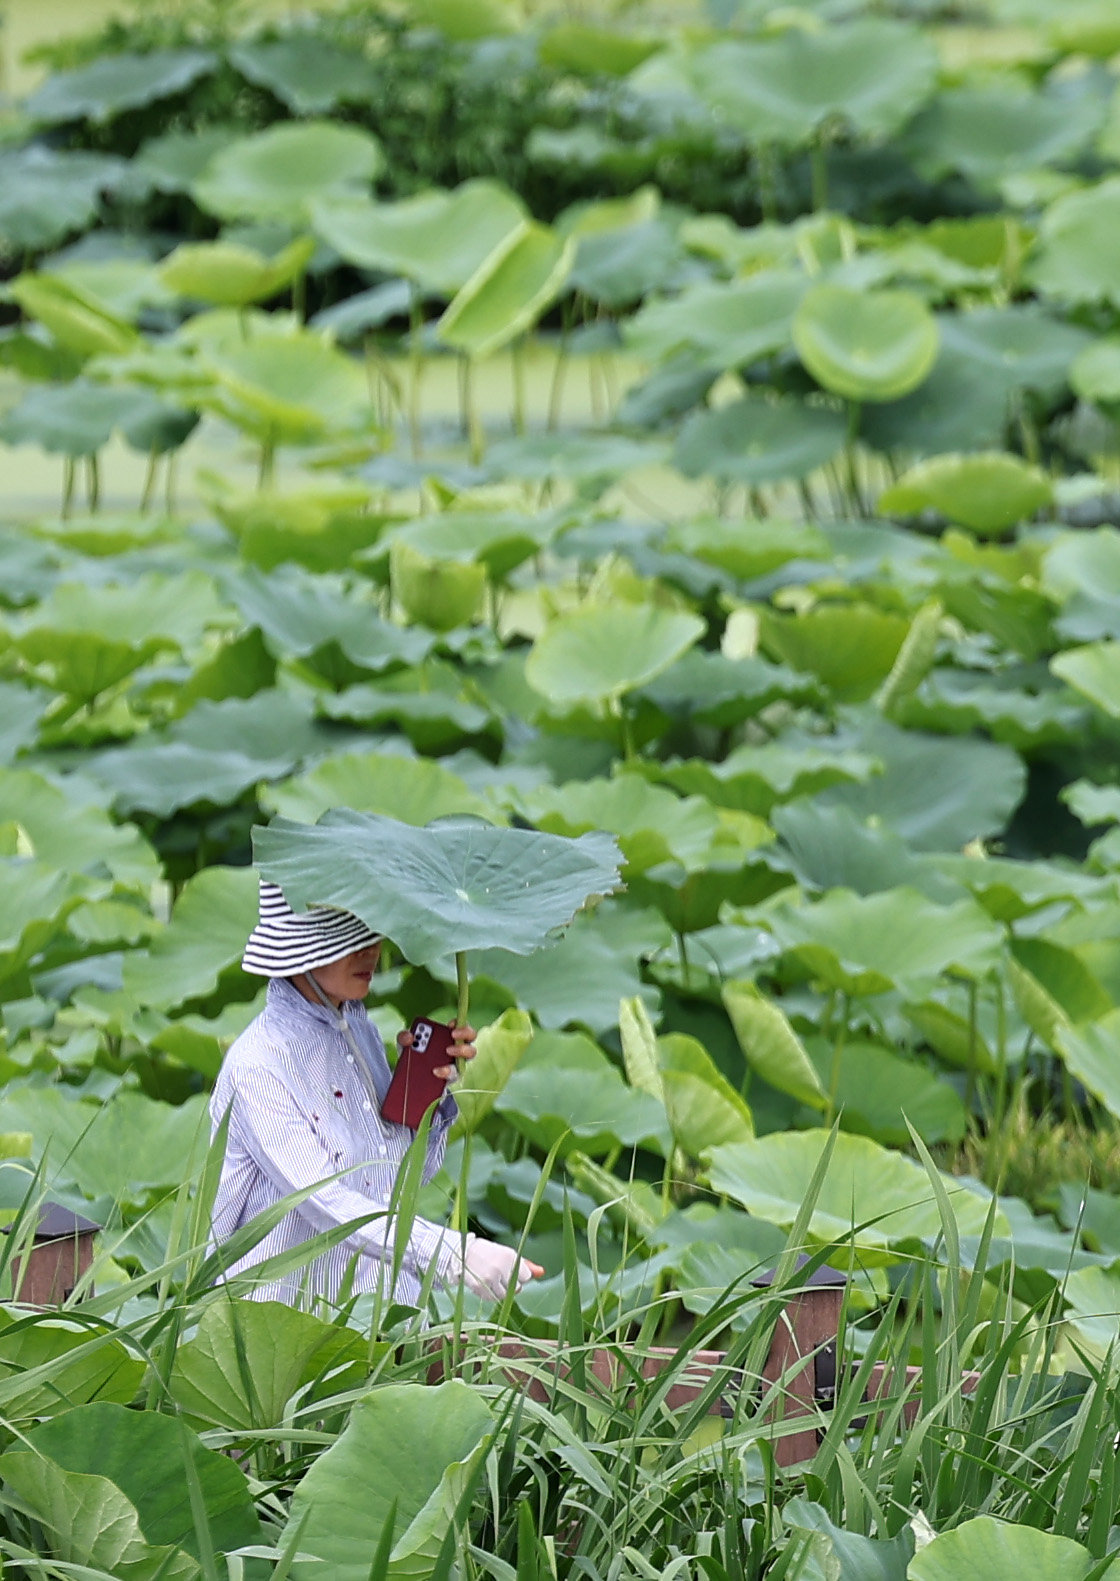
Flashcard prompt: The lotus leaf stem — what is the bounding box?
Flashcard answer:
[456,950,470,1027]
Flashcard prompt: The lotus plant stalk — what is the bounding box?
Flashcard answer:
[456,950,470,1027]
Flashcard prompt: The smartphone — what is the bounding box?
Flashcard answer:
[380,1017,455,1129]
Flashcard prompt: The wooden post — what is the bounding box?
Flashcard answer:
[5,1205,97,1306]
[753,1261,847,1466]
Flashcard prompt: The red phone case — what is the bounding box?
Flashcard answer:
[381,1017,454,1128]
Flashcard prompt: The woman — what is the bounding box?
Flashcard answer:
[209,879,539,1309]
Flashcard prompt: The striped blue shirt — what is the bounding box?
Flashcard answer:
[209,976,460,1309]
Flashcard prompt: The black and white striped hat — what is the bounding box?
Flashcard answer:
[242,880,382,977]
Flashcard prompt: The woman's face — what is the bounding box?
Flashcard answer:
[296,942,382,1007]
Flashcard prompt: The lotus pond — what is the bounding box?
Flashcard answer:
[4,0,1120,1575]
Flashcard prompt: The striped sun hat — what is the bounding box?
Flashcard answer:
[242,880,382,978]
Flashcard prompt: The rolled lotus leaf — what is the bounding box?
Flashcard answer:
[793,283,938,403]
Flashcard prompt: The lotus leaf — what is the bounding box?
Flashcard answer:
[0,683,46,764]
[1052,1010,1120,1122]
[170,1299,366,1430]
[1071,337,1120,408]
[122,866,259,1011]
[484,431,664,485]
[135,125,241,193]
[1029,178,1120,306]
[193,121,383,225]
[0,1461,192,1577]
[203,477,384,572]
[1009,937,1113,1047]
[4,1400,259,1561]
[1064,780,1120,827]
[229,35,381,113]
[0,1317,145,1422]
[771,802,959,902]
[722,982,826,1108]
[1051,641,1120,718]
[159,236,315,309]
[540,22,659,75]
[525,604,704,707]
[0,860,84,987]
[285,1381,493,1580]
[900,671,1086,752]
[320,684,494,754]
[939,305,1093,402]
[0,380,163,458]
[201,329,373,444]
[253,809,622,971]
[374,507,560,581]
[568,217,685,312]
[905,997,998,1077]
[879,451,1053,535]
[1042,526,1120,643]
[263,751,494,827]
[793,284,938,402]
[0,145,129,251]
[311,279,414,341]
[450,1007,533,1134]
[517,774,721,875]
[497,1051,672,1156]
[821,710,1026,852]
[674,396,847,485]
[624,271,805,370]
[652,738,877,817]
[684,21,938,146]
[9,273,138,358]
[390,540,488,632]
[860,349,1012,458]
[803,1034,967,1145]
[453,902,666,1035]
[310,181,526,296]
[658,1031,755,1155]
[407,0,520,37]
[24,48,217,125]
[665,518,830,583]
[707,1129,1004,1254]
[909,1516,1094,1581]
[438,222,575,359]
[0,769,157,885]
[759,605,910,701]
[638,650,820,729]
[902,86,1104,186]
[230,565,433,672]
[1,1088,209,1201]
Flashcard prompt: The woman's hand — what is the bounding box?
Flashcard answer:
[395,1021,477,1083]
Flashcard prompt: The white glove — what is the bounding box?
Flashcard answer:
[457,1234,536,1301]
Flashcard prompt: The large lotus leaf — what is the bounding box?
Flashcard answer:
[784,1501,914,1581]
[170,1299,365,1430]
[1051,641,1120,718]
[0,860,84,987]
[122,866,259,1011]
[286,1382,492,1581]
[310,181,526,296]
[686,21,937,146]
[793,284,938,403]
[541,23,659,75]
[771,802,959,903]
[204,477,384,573]
[879,451,1053,535]
[1,1089,209,1203]
[0,381,163,458]
[437,223,575,359]
[471,903,666,1035]
[759,605,909,701]
[909,1516,1093,1581]
[566,214,683,312]
[517,774,721,875]
[1052,1010,1120,1121]
[319,678,495,755]
[674,396,846,485]
[525,604,704,707]
[803,1034,967,1145]
[707,1129,1004,1254]
[230,565,433,672]
[229,35,380,113]
[262,751,494,827]
[9,273,138,358]
[1029,178,1120,307]
[482,431,665,484]
[624,271,805,371]
[722,982,826,1108]
[135,125,242,193]
[497,1043,672,1156]
[1063,1263,1120,1355]
[1064,780,1120,827]
[903,86,1103,186]
[159,235,315,308]
[664,518,830,582]
[1071,337,1120,408]
[860,347,1012,458]
[25,48,216,125]
[0,684,48,764]
[658,1031,755,1155]
[652,738,877,817]
[0,145,128,251]
[373,507,561,582]
[900,671,1086,753]
[1008,937,1113,1049]
[0,1461,193,1580]
[193,121,382,224]
[201,330,373,444]
[638,650,820,729]
[1044,528,1120,643]
[254,810,621,968]
[939,305,1093,402]
[0,769,157,886]
[821,709,1025,853]
[8,1401,258,1561]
